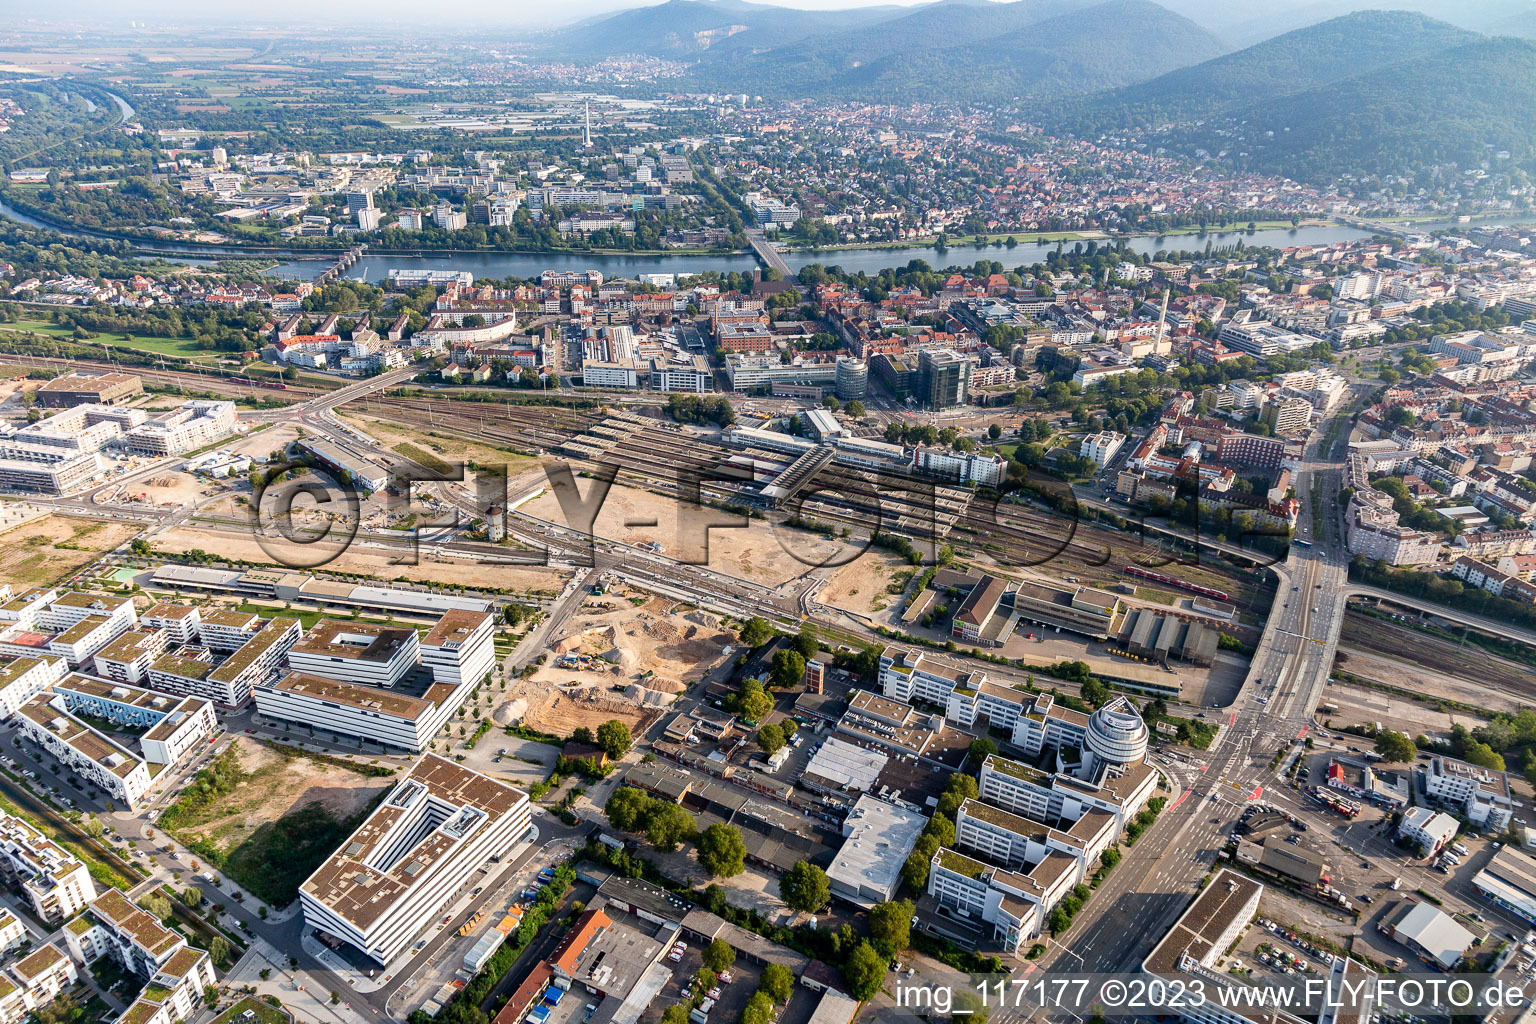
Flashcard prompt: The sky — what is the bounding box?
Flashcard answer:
[11,0,969,30]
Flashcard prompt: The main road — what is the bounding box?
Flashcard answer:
[1039,400,1357,973]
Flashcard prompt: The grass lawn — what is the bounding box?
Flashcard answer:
[234,602,422,633]
[0,320,226,363]
[213,997,292,1024]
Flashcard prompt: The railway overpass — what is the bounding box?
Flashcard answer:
[1344,583,1536,647]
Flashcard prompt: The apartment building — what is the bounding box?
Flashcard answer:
[0,811,95,923]
[124,401,237,455]
[15,692,152,809]
[287,620,419,688]
[199,616,302,707]
[140,603,200,645]
[0,656,66,717]
[195,609,264,652]
[64,890,216,1024]
[49,675,216,767]
[91,629,169,684]
[1079,431,1126,468]
[301,756,532,965]
[0,942,78,1024]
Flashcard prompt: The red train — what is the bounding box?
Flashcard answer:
[1121,565,1230,602]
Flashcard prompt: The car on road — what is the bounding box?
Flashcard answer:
[414,940,427,953]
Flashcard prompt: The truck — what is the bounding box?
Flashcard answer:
[1391,877,1402,891]
[1450,842,1470,858]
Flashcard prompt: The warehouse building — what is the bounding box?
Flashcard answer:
[1472,846,1536,925]
[36,372,143,408]
[1380,899,1475,970]
[826,795,928,906]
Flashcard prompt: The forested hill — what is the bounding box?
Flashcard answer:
[1051,18,1536,184]
[540,0,906,59]
[1054,11,1479,133]
[685,0,1229,102]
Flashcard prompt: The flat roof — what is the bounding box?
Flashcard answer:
[291,619,415,664]
[17,694,143,779]
[92,631,164,665]
[422,609,490,648]
[300,755,527,932]
[265,671,434,721]
[199,609,262,629]
[803,737,887,791]
[142,602,197,622]
[210,617,299,683]
[88,889,182,957]
[1143,868,1262,974]
[150,652,215,680]
[826,795,928,899]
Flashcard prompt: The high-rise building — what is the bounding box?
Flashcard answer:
[345,190,375,218]
[918,349,971,409]
[834,356,868,401]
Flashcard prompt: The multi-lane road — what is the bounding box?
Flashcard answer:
[1041,404,1358,973]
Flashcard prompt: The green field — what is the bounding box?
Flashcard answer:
[0,320,226,364]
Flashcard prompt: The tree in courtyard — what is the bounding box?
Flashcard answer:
[605,787,652,832]
[760,963,794,1004]
[868,899,914,957]
[779,860,829,913]
[756,724,786,754]
[645,803,696,852]
[702,938,736,973]
[739,680,773,722]
[770,649,806,689]
[741,993,774,1024]
[841,941,887,1001]
[697,824,747,879]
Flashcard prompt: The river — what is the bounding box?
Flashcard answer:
[0,193,1376,280]
[243,223,1377,282]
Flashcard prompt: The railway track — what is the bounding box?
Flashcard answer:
[337,398,1260,604]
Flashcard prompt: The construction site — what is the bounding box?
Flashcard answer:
[495,584,733,738]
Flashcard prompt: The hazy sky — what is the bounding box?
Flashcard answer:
[13,0,962,31]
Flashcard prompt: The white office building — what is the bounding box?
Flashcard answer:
[1422,755,1513,830]
[420,610,495,689]
[286,620,419,688]
[301,756,532,965]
